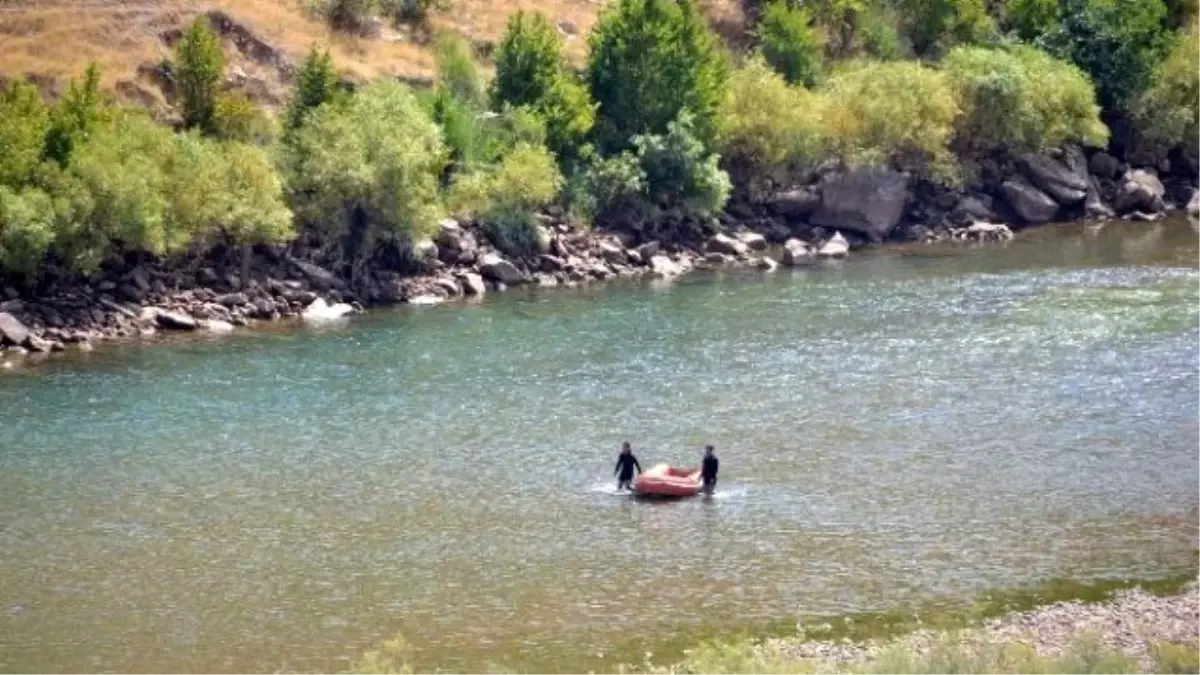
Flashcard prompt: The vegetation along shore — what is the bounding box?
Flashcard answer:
[1,0,1198,363]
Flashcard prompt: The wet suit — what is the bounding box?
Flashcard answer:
[615,452,642,491]
[701,453,719,493]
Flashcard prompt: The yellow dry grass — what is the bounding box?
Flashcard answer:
[0,0,744,103]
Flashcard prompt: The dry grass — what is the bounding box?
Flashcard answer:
[0,0,745,109]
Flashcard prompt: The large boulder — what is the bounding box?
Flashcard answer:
[768,188,819,218]
[649,254,683,278]
[288,258,344,290]
[810,168,909,240]
[1002,176,1059,224]
[479,253,525,285]
[1114,169,1166,213]
[736,232,768,251]
[458,272,486,296]
[154,309,198,330]
[1019,153,1088,204]
[706,233,749,256]
[635,241,661,260]
[1084,178,1115,220]
[0,312,30,346]
[434,218,476,254]
[816,232,850,258]
[954,195,1002,222]
[1089,151,1121,179]
[597,240,628,263]
[216,292,249,307]
[781,239,813,266]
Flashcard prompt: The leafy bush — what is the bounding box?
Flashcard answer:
[0,81,50,188]
[175,17,225,134]
[716,59,828,182]
[433,31,484,109]
[570,150,647,223]
[491,11,595,166]
[212,93,276,144]
[44,63,106,167]
[587,0,728,154]
[380,0,445,25]
[318,0,379,31]
[1002,0,1062,41]
[858,2,907,60]
[285,46,343,134]
[281,81,446,267]
[448,143,562,256]
[944,45,1108,156]
[0,186,57,276]
[758,1,823,87]
[1129,25,1199,159]
[635,113,731,218]
[1038,0,1171,108]
[897,0,996,57]
[821,59,960,181]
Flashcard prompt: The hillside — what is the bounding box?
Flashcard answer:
[0,0,746,116]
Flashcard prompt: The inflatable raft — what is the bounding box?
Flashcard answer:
[633,463,702,498]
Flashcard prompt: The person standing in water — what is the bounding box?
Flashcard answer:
[701,445,719,494]
[614,441,642,491]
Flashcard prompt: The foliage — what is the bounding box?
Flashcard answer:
[433,31,484,109]
[897,0,996,57]
[491,11,595,166]
[0,186,57,276]
[285,46,343,134]
[0,81,50,188]
[857,2,907,60]
[944,45,1108,156]
[634,112,731,217]
[587,0,728,154]
[1152,642,1200,674]
[1002,0,1062,42]
[821,59,960,181]
[44,63,105,167]
[757,1,823,87]
[318,0,379,31]
[571,149,647,223]
[448,142,563,256]
[1128,25,1199,158]
[380,0,445,25]
[281,81,446,262]
[716,59,827,181]
[175,17,225,134]
[1037,0,1171,109]
[212,93,276,145]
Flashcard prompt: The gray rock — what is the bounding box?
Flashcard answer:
[216,292,249,307]
[0,299,23,313]
[706,233,749,256]
[538,254,566,272]
[704,251,732,265]
[963,220,1014,242]
[817,232,850,258]
[753,256,778,271]
[459,272,486,296]
[0,312,30,346]
[781,239,814,266]
[412,238,439,261]
[1019,153,1088,204]
[1188,189,1199,218]
[954,195,1001,222]
[649,254,683,278]
[117,283,144,303]
[635,241,661,260]
[283,289,318,306]
[252,298,275,318]
[479,253,525,285]
[1002,176,1059,224]
[737,232,768,251]
[1062,146,1090,183]
[198,319,235,333]
[1115,169,1166,213]
[1085,179,1115,220]
[288,258,343,290]
[769,188,820,218]
[434,277,461,296]
[598,240,628,263]
[536,226,553,254]
[24,334,51,353]
[129,267,151,292]
[811,168,910,239]
[154,309,198,330]
[1089,151,1121,179]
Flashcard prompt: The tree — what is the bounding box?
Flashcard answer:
[175,17,225,133]
[587,0,728,155]
[285,46,342,133]
[281,82,447,285]
[1002,0,1062,42]
[491,11,595,166]
[898,0,995,57]
[1038,0,1171,109]
[0,81,50,188]
[757,1,823,87]
[1129,25,1199,159]
[433,31,484,109]
[44,62,105,166]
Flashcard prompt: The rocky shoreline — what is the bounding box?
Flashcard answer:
[1,144,1197,367]
[749,583,1199,673]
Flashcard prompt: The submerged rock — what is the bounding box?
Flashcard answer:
[817,232,850,258]
[648,254,683,278]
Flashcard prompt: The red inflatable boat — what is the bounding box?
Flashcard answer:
[633,464,702,497]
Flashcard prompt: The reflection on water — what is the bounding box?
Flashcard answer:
[0,218,1197,673]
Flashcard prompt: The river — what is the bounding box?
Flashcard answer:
[1,218,1197,673]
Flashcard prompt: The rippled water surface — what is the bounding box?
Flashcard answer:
[1,219,1197,672]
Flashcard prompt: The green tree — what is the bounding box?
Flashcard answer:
[1129,25,1199,159]
[281,82,446,285]
[212,93,276,144]
[175,17,225,133]
[0,186,57,276]
[491,11,595,165]
[587,0,728,155]
[285,46,342,133]
[433,31,484,108]
[1038,0,1171,109]
[758,1,823,87]
[1002,0,1062,41]
[634,112,731,218]
[898,0,995,57]
[0,81,50,188]
[44,62,105,167]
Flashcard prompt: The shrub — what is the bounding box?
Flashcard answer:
[821,59,960,181]
[1129,26,1199,159]
[0,186,57,276]
[285,46,343,134]
[44,63,106,167]
[1002,0,1062,41]
[716,59,828,183]
[175,17,225,134]
[1153,642,1200,675]
[281,81,446,269]
[897,0,996,57]
[447,143,563,256]
[319,0,379,31]
[944,45,1108,156]
[433,31,484,109]
[858,2,907,60]
[491,11,595,166]
[212,93,276,144]
[380,0,445,25]
[587,0,728,154]
[571,150,647,223]
[1038,0,1171,109]
[0,81,50,188]
[635,113,731,218]
[758,1,823,87]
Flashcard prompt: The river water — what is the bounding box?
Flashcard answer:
[1,219,1197,673]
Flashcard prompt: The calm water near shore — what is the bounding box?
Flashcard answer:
[1,218,1197,673]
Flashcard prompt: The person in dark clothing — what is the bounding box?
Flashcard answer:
[614,441,642,491]
[701,445,719,494]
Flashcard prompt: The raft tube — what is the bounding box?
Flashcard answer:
[633,463,702,498]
